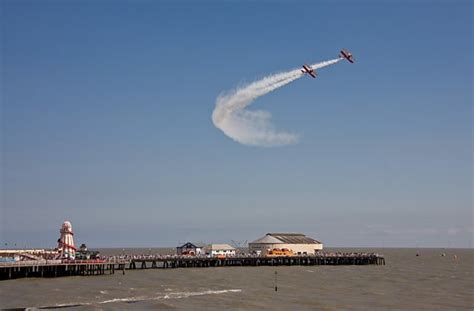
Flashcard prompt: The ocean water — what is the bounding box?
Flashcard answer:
[0,248,472,310]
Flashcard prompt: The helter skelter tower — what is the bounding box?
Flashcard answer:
[57,220,76,259]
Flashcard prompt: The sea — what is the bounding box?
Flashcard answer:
[0,248,472,310]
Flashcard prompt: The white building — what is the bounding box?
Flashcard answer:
[249,233,323,255]
[206,244,236,257]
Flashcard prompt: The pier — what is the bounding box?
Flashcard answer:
[0,253,385,280]
[0,260,127,280]
[128,253,385,270]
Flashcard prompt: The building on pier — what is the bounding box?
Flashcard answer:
[205,244,236,257]
[249,233,323,255]
[75,244,100,260]
[57,221,76,259]
[176,242,204,256]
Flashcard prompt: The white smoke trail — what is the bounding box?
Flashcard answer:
[212,58,342,147]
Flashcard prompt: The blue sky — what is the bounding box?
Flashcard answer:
[1,1,472,248]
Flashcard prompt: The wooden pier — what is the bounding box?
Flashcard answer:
[0,260,127,280]
[0,253,385,280]
[128,254,385,270]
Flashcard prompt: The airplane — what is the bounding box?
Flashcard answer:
[339,49,355,63]
[301,64,317,78]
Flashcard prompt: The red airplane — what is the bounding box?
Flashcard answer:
[301,64,317,78]
[339,49,355,63]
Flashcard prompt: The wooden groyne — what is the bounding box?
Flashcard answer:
[0,253,385,280]
[128,253,385,270]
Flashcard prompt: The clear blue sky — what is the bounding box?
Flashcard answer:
[1,1,472,248]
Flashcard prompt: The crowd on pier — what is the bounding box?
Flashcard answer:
[105,251,384,262]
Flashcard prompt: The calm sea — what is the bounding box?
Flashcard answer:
[1,248,472,310]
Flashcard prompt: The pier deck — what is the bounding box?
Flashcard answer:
[129,254,385,270]
[0,253,385,280]
[0,260,127,280]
